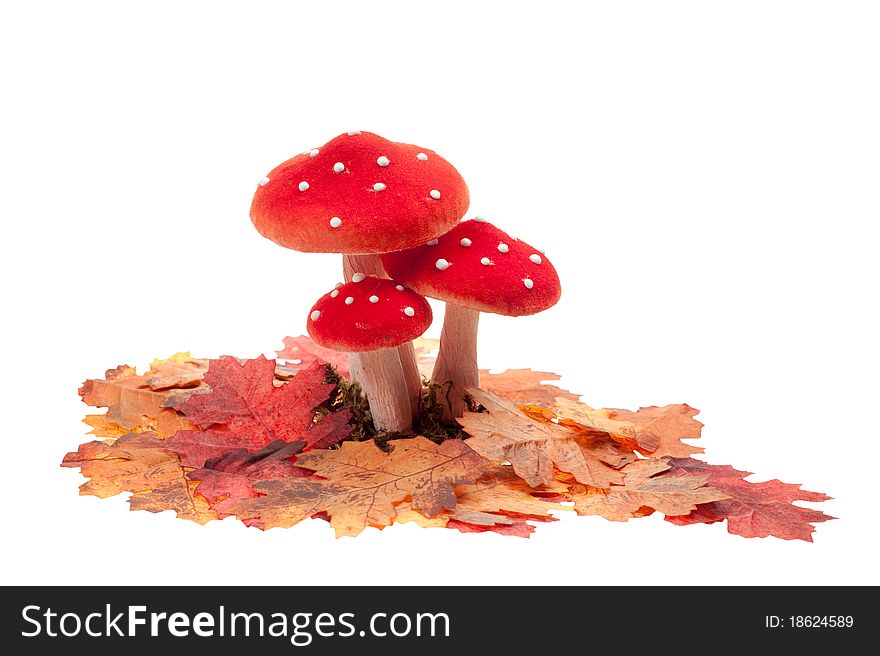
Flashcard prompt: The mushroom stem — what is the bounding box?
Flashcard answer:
[431,304,480,418]
[355,348,414,432]
[341,254,418,431]
[342,253,423,420]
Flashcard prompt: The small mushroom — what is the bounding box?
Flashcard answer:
[250,131,470,431]
[307,278,433,430]
[382,218,561,418]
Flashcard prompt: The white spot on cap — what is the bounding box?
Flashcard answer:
[473,216,487,223]
[373,182,386,191]
[347,131,361,136]
[330,290,339,298]
[426,239,439,246]
[435,258,450,271]
[480,257,492,266]
[403,306,415,317]
[369,295,379,303]
[333,162,345,173]
[523,278,534,289]
[497,243,509,253]
[395,285,404,291]
[298,181,309,192]
[430,189,441,200]
[334,282,344,289]
[345,296,355,305]
[529,253,542,264]
[310,310,321,321]
[309,149,320,157]
[377,155,390,167]
[329,217,342,228]
[416,152,428,161]
[460,238,472,247]
[352,272,366,283]
[259,176,270,186]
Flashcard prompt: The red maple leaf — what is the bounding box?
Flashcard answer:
[167,357,351,467]
[276,335,350,377]
[663,458,833,541]
[189,439,311,508]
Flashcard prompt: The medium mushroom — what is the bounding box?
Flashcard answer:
[251,131,469,431]
[307,277,433,430]
[382,218,561,418]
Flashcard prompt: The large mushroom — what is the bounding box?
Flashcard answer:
[382,218,561,418]
[251,131,469,431]
[307,277,433,430]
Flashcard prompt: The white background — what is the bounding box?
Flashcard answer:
[1,1,878,586]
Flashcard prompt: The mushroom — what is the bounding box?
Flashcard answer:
[307,278,433,430]
[251,131,469,431]
[382,218,561,418]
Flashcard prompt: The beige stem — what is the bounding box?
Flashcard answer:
[341,253,414,431]
[342,253,422,417]
[355,348,413,432]
[431,304,480,418]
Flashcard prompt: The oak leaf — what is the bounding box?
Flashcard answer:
[144,353,208,391]
[224,437,487,537]
[478,369,580,406]
[663,458,833,541]
[61,432,216,523]
[556,459,727,522]
[549,397,704,458]
[80,361,200,439]
[167,358,351,467]
[461,388,630,488]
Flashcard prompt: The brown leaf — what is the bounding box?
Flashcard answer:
[223,437,487,537]
[461,389,630,488]
[80,363,197,439]
[550,397,704,458]
[61,432,216,524]
[143,353,209,390]
[452,466,564,522]
[556,459,727,522]
[478,369,580,406]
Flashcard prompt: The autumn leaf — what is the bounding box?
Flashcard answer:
[80,360,201,439]
[167,358,351,467]
[663,458,833,541]
[61,432,216,524]
[478,369,580,406]
[461,388,631,488]
[453,467,564,522]
[276,335,351,377]
[445,467,563,537]
[547,397,704,458]
[189,439,309,507]
[553,459,726,522]
[223,437,487,537]
[144,353,208,391]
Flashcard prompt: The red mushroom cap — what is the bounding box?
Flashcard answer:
[306,276,433,352]
[381,218,561,316]
[251,132,469,254]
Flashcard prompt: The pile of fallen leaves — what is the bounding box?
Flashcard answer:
[62,337,832,540]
